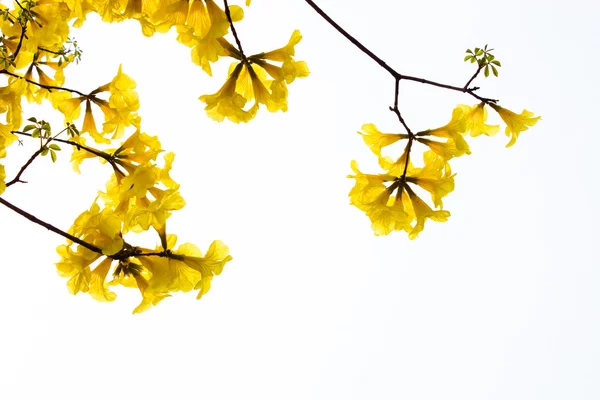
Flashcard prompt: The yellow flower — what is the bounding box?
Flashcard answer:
[405,186,450,240]
[358,123,407,156]
[82,99,110,144]
[417,106,471,157]
[89,257,117,302]
[376,143,411,177]
[365,191,412,236]
[199,63,257,123]
[69,202,124,255]
[55,244,100,295]
[415,136,470,160]
[347,160,396,212]
[131,270,171,314]
[463,103,499,137]
[490,104,540,147]
[136,234,232,303]
[70,137,99,173]
[107,65,139,114]
[125,187,186,233]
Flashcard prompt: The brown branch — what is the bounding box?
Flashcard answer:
[38,46,68,56]
[223,0,246,59]
[388,78,414,201]
[12,24,26,60]
[6,128,68,187]
[304,0,498,104]
[12,130,127,177]
[0,69,87,97]
[0,196,103,254]
[6,144,43,186]
[464,64,483,90]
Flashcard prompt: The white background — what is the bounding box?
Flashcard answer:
[1,0,599,399]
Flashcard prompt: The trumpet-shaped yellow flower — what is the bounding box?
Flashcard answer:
[403,151,454,208]
[416,136,470,160]
[405,186,450,240]
[125,187,186,233]
[107,65,139,114]
[55,244,100,295]
[135,234,232,308]
[347,160,396,211]
[131,270,171,314]
[462,103,499,137]
[82,99,111,144]
[200,63,257,123]
[365,190,413,236]
[359,123,407,156]
[417,106,471,157]
[378,145,409,177]
[490,104,540,147]
[69,202,124,255]
[89,257,117,302]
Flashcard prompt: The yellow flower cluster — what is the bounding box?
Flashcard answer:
[0,1,234,312]
[349,102,540,238]
[50,66,232,312]
[199,30,310,123]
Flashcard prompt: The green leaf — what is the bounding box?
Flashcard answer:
[491,65,499,77]
[464,55,471,62]
[41,148,48,156]
[50,150,57,163]
[466,49,473,54]
[491,60,501,66]
[484,65,490,77]
[49,144,61,151]
[23,124,36,132]
[470,58,476,64]
[32,128,40,138]
[27,117,37,123]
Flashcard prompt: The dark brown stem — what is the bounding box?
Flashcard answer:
[12,130,127,177]
[223,0,246,59]
[0,196,103,254]
[38,47,68,56]
[6,128,67,187]
[464,64,483,90]
[0,69,87,97]
[12,24,26,60]
[387,78,414,201]
[304,0,497,104]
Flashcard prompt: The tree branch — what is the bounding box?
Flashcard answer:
[12,130,127,177]
[0,69,88,97]
[223,0,246,59]
[0,196,103,254]
[303,0,498,104]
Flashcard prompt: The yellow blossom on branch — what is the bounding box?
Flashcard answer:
[490,104,540,147]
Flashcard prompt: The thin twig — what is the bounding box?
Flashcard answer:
[304,0,497,104]
[388,78,414,201]
[464,65,483,90]
[0,69,87,96]
[6,127,68,187]
[0,196,103,254]
[12,130,127,176]
[223,0,246,59]
[12,24,26,60]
